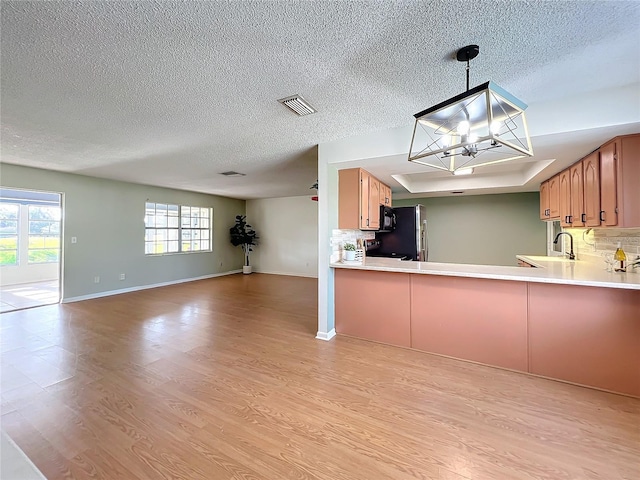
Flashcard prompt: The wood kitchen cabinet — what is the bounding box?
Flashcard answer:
[600,140,617,226]
[539,181,550,220]
[379,183,392,206]
[338,168,380,230]
[548,175,560,219]
[369,175,380,220]
[539,133,640,228]
[558,169,572,227]
[583,150,601,227]
[599,134,640,228]
[569,161,585,228]
[539,175,560,220]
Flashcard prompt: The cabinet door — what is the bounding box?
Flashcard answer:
[617,134,640,227]
[368,177,380,229]
[559,169,572,227]
[539,181,550,220]
[338,168,362,230]
[600,141,618,226]
[583,151,601,227]
[548,175,560,219]
[570,162,585,228]
[359,170,371,229]
[378,182,386,205]
[385,185,392,206]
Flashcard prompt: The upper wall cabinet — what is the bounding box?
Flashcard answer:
[379,183,392,206]
[583,151,601,227]
[539,180,550,220]
[539,175,560,220]
[339,168,391,230]
[539,133,640,228]
[548,175,560,219]
[601,134,640,227]
[569,161,585,228]
[558,169,572,227]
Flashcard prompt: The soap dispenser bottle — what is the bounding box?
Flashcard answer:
[614,242,627,272]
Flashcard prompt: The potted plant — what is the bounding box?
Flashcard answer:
[343,242,356,262]
[229,215,259,274]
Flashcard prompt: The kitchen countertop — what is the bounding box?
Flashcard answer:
[330,255,640,290]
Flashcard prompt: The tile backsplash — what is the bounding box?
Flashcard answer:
[330,229,375,262]
[564,227,640,262]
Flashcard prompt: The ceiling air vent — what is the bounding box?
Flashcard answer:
[278,95,317,116]
[220,171,246,177]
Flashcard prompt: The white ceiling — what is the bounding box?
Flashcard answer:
[1,1,639,199]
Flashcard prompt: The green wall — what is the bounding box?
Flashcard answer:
[0,163,245,300]
[394,192,546,266]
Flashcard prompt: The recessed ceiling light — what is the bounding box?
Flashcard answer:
[220,171,246,177]
[278,94,317,116]
[453,167,474,176]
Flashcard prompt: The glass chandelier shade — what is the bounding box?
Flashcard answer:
[408,80,533,174]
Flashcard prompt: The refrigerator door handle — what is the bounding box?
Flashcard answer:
[421,219,428,261]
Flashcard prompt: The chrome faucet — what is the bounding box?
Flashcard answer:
[554,232,575,260]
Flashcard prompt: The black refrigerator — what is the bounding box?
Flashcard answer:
[374,205,428,261]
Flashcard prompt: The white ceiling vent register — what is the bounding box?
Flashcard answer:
[278,95,317,116]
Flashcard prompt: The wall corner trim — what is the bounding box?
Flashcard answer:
[315,328,336,341]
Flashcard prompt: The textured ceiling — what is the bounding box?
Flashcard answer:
[1,1,639,199]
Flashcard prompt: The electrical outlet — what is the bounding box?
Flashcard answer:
[119,273,125,280]
[71,236,77,244]
[94,276,100,283]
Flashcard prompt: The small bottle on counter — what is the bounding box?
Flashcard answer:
[614,242,627,272]
[357,238,366,259]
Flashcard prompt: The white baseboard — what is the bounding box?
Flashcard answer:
[254,270,318,278]
[62,270,242,303]
[315,328,336,341]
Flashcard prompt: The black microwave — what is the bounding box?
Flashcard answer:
[379,205,396,232]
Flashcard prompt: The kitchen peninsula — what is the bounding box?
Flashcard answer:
[331,257,640,397]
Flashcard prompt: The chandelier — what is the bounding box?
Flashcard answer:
[408,45,533,174]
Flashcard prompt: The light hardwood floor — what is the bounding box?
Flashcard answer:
[1,273,638,479]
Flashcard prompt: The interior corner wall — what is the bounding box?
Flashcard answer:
[246,196,318,277]
[0,163,246,300]
[393,192,546,266]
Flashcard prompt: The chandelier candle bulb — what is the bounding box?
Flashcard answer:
[457,121,470,135]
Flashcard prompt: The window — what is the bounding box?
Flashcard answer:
[145,202,211,255]
[28,205,61,263]
[0,203,19,266]
[181,206,210,252]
